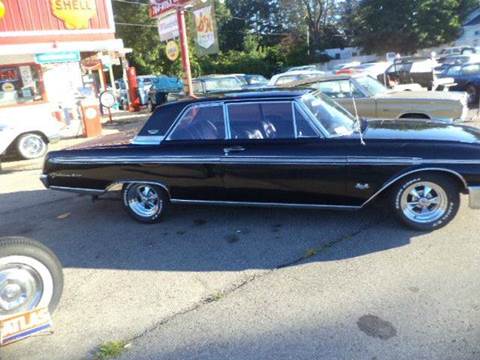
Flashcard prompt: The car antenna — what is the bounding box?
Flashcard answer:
[349,79,366,146]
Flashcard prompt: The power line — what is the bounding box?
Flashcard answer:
[116,22,157,28]
[112,0,149,6]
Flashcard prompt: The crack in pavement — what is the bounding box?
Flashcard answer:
[110,215,389,356]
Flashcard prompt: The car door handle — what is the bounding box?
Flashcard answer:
[223,146,245,155]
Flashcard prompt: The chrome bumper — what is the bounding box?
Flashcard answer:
[40,174,49,188]
[469,186,480,209]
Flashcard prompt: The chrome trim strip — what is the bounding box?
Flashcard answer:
[468,186,480,209]
[48,155,480,166]
[131,136,164,145]
[170,199,360,210]
[108,180,171,198]
[49,186,105,195]
[291,101,298,139]
[361,167,469,208]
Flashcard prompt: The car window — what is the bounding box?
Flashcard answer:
[294,106,319,138]
[462,64,480,75]
[447,65,462,76]
[204,78,242,92]
[275,75,299,86]
[228,102,295,140]
[192,81,204,94]
[313,80,363,99]
[168,104,225,141]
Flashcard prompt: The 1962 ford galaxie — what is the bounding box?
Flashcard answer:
[41,90,480,231]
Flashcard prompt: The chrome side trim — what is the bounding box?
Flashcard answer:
[108,180,171,198]
[48,155,480,166]
[170,199,360,210]
[468,186,480,209]
[49,186,105,195]
[361,167,469,208]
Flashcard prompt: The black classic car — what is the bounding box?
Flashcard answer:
[41,90,480,231]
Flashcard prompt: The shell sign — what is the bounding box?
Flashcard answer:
[50,0,97,29]
[0,1,5,20]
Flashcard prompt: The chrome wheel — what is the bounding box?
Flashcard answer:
[126,184,162,218]
[400,181,448,224]
[18,134,47,159]
[0,256,52,317]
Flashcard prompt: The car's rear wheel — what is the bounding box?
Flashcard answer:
[0,237,63,318]
[122,183,167,223]
[391,174,460,231]
[16,133,48,160]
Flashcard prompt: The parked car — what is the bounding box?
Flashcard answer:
[438,62,480,105]
[232,74,269,89]
[439,46,476,56]
[379,57,438,90]
[286,65,319,72]
[41,89,480,231]
[147,75,183,111]
[287,74,469,122]
[268,70,326,87]
[0,106,62,159]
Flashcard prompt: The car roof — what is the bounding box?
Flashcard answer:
[174,89,310,105]
[195,75,241,81]
[283,74,355,88]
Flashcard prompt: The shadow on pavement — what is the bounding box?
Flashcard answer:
[0,190,419,273]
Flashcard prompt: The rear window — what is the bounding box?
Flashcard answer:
[137,102,185,137]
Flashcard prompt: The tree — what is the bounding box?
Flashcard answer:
[354,0,479,55]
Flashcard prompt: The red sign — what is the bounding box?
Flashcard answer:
[149,0,190,18]
[0,68,17,82]
[0,0,115,45]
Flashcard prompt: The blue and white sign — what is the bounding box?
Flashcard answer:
[35,51,81,64]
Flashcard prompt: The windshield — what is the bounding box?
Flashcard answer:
[355,76,387,96]
[300,91,355,136]
[204,77,243,92]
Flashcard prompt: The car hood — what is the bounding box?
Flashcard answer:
[376,90,467,102]
[364,119,480,143]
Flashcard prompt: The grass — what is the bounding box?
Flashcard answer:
[94,341,129,360]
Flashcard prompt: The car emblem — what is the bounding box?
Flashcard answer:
[355,183,370,190]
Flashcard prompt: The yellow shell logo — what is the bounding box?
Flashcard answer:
[50,0,97,29]
[0,1,6,20]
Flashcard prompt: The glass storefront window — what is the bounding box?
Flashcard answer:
[0,64,44,107]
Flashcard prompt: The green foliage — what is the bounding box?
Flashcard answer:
[353,0,479,54]
[94,341,128,360]
[113,0,480,76]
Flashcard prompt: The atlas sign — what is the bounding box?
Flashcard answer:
[149,0,190,18]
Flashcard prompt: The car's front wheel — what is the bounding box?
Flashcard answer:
[391,174,460,231]
[0,237,64,318]
[16,133,48,160]
[122,183,167,223]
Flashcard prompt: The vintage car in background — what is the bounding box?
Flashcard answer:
[268,70,326,87]
[438,62,480,105]
[165,74,245,103]
[379,57,438,90]
[287,74,469,122]
[146,76,183,111]
[232,74,269,89]
[41,90,480,231]
[0,106,63,159]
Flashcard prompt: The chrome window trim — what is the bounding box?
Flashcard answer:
[223,103,232,140]
[164,102,226,142]
[49,186,105,195]
[225,100,297,141]
[131,136,165,145]
[291,101,299,139]
[295,100,331,138]
[293,101,323,138]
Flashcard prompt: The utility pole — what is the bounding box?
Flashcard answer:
[176,6,194,97]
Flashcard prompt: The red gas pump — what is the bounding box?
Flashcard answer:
[127,67,140,112]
